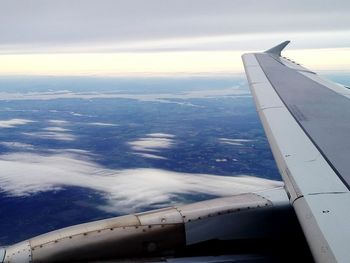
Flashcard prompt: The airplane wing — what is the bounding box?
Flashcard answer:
[242,41,350,262]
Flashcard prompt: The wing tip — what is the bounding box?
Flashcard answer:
[265,40,291,56]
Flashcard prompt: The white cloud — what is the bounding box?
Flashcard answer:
[87,122,118,127]
[215,158,228,162]
[156,100,204,108]
[128,134,176,159]
[219,138,253,146]
[21,123,75,141]
[0,142,35,150]
[43,127,71,132]
[0,119,34,128]
[48,120,70,125]
[134,152,167,160]
[23,132,76,141]
[0,152,282,213]
[128,136,175,153]
[70,112,83,116]
[48,148,97,158]
[49,110,94,118]
[0,87,248,101]
[147,133,175,138]
[221,142,243,146]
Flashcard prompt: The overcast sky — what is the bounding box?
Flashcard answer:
[0,0,349,53]
[0,0,349,75]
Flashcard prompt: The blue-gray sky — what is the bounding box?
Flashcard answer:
[0,0,349,53]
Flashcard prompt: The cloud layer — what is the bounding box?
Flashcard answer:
[0,152,282,213]
[128,136,175,152]
[128,133,176,159]
[219,138,254,146]
[86,122,118,127]
[0,142,35,150]
[22,132,76,141]
[0,86,247,101]
[0,119,34,128]
[0,1,348,75]
[0,0,348,52]
[43,127,71,132]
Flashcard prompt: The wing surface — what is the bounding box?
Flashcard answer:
[242,41,350,262]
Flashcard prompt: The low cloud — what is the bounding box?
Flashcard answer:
[0,87,248,102]
[87,122,118,127]
[128,133,175,160]
[0,142,35,150]
[0,152,282,213]
[48,120,70,125]
[219,138,253,146]
[0,119,34,128]
[43,127,71,132]
[128,135,175,153]
[23,132,76,141]
[133,152,167,160]
[147,133,175,138]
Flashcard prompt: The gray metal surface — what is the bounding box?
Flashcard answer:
[265,40,290,56]
[3,189,292,262]
[156,254,268,262]
[0,248,5,263]
[180,192,277,245]
[255,53,350,189]
[242,44,350,262]
[3,241,31,263]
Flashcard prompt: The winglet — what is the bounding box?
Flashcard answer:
[265,41,290,56]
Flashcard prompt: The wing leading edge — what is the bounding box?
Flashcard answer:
[242,42,350,262]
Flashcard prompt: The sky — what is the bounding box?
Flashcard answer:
[0,0,349,75]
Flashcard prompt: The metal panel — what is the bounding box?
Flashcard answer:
[242,54,288,110]
[185,207,278,245]
[243,63,269,85]
[180,194,271,245]
[300,71,350,99]
[26,213,185,262]
[183,189,291,245]
[137,207,183,225]
[294,193,350,262]
[251,82,284,109]
[0,248,5,263]
[3,241,31,263]
[29,215,140,248]
[280,57,314,73]
[261,107,347,198]
[255,53,350,190]
[160,254,269,262]
[242,53,348,200]
[255,187,290,207]
[31,224,185,262]
[177,193,271,223]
